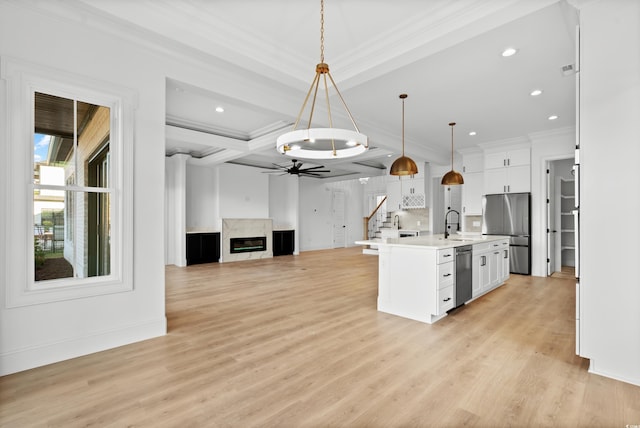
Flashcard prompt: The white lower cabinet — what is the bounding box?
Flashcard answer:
[437,250,455,314]
[472,240,509,298]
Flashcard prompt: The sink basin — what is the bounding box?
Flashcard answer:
[438,237,473,242]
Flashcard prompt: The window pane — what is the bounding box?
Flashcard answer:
[34,92,110,188]
[34,189,111,282]
[34,93,75,184]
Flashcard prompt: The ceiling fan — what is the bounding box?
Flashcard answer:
[264,159,330,177]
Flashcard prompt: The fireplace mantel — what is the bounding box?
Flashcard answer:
[221,218,273,263]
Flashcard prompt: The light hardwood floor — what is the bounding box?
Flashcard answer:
[2,247,640,427]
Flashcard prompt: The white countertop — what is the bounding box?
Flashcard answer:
[355,233,510,250]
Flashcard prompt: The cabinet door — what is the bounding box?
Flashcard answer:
[480,254,492,291]
[472,254,482,298]
[386,180,402,211]
[485,151,507,169]
[484,168,507,194]
[463,154,484,173]
[489,250,501,287]
[507,148,530,167]
[501,248,510,282]
[401,175,426,209]
[462,171,484,215]
[186,234,201,265]
[506,164,531,193]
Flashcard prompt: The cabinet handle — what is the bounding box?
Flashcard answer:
[507,185,511,192]
[443,273,452,277]
[443,297,452,302]
[503,185,507,192]
[504,249,508,258]
[443,254,451,258]
[481,256,486,266]
[493,244,499,247]
[507,158,511,166]
[494,252,500,255]
[503,159,507,166]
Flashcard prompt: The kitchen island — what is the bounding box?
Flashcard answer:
[356,234,510,324]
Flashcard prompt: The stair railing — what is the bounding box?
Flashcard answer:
[363,196,387,240]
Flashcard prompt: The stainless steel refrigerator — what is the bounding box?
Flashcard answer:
[482,193,531,275]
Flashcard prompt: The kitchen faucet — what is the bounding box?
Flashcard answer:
[444,209,460,239]
[394,214,400,229]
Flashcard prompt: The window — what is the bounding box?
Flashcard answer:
[2,57,135,306]
[34,93,112,282]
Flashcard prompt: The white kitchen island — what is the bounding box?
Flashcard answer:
[356,234,510,324]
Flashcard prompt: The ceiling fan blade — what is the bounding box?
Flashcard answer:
[300,165,326,171]
[300,168,331,173]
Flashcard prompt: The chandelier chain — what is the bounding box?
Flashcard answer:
[320,0,325,63]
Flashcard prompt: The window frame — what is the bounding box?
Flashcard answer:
[1,57,135,307]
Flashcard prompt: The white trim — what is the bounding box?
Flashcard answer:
[1,56,136,308]
[0,316,166,376]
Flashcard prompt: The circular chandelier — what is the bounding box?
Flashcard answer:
[276,0,368,159]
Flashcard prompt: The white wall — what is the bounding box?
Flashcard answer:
[185,163,219,232]
[579,0,640,386]
[218,163,269,221]
[0,3,166,374]
[269,174,299,230]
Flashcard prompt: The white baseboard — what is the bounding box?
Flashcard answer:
[0,317,167,376]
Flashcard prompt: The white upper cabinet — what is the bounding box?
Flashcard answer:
[484,147,531,194]
[461,153,484,215]
[462,153,484,173]
[485,148,530,169]
[386,180,402,211]
[386,162,430,210]
[462,172,484,215]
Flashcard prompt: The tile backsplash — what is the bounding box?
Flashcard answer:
[464,215,482,232]
[390,208,430,231]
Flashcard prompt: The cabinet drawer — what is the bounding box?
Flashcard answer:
[437,262,454,288]
[473,242,491,253]
[438,285,455,314]
[438,248,454,264]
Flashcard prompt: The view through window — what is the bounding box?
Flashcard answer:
[33,92,111,282]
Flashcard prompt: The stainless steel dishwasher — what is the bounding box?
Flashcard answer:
[455,245,473,308]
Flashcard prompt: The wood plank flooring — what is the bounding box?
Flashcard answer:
[2,247,640,427]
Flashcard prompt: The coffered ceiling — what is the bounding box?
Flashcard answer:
[77,0,578,180]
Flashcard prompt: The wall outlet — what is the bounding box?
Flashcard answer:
[417,221,421,226]
[473,221,481,227]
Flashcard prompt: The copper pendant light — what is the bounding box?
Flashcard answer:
[390,94,418,176]
[441,122,464,185]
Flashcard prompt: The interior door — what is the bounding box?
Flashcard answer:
[332,191,346,248]
[546,167,555,275]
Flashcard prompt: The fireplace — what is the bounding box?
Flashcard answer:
[221,218,273,263]
[230,236,267,254]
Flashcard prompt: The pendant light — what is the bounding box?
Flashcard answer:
[441,122,464,185]
[276,0,368,159]
[390,94,418,176]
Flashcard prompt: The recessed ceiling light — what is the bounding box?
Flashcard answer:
[469,131,477,136]
[215,106,224,113]
[530,89,543,96]
[548,115,559,120]
[502,47,518,57]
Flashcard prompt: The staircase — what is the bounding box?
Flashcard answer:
[362,212,395,255]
